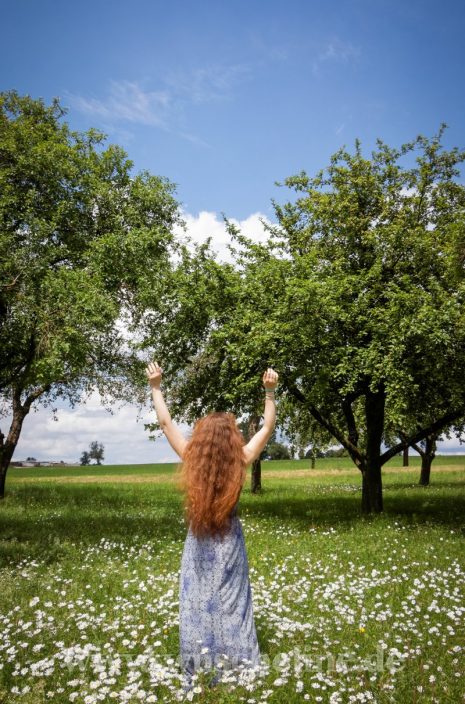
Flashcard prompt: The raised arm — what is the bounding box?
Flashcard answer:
[243,368,278,466]
[145,362,188,459]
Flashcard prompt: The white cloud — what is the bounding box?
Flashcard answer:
[174,210,272,263]
[165,63,251,104]
[426,435,465,454]
[65,80,170,128]
[5,390,182,465]
[5,390,464,466]
[312,37,360,76]
[7,389,463,466]
[64,64,252,145]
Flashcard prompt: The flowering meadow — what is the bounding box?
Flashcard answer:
[0,458,463,703]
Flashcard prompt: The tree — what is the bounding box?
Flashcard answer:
[324,447,349,458]
[0,90,182,497]
[273,128,465,510]
[411,432,439,487]
[233,126,465,512]
[305,447,325,461]
[238,416,265,493]
[403,446,409,467]
[89,441,104,465]
[80,451,91,466]
[140,126,465,514]
[400,422,463,487]
[385,355,465,486]
[266,441,291,460]
[278,396,335,468]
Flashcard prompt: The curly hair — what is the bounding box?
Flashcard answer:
[175,412,246,539]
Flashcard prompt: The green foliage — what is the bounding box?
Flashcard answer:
[265,441,291,460]
[268,126,465,447]
[0,91,181,444]
[278,395,335,459]
[141,126,465,504]
[80,451,91,466]
[323,447,350,458]
[88,441,104,465]
[304,448,326,459]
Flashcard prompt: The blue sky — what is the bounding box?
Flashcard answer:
[3,0,465,218]
[2,0,465,462]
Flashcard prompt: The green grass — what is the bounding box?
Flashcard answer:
[8,453,465,480]
[7,462,179,479]
[0,458,464,703]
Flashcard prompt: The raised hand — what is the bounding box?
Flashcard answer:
[262,367,279,390]
[145,361,163,389]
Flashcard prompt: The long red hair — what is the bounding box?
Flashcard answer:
[176,412,246,539]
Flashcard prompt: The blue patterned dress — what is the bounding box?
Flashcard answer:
[179,500,261,688]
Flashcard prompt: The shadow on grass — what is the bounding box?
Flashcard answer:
[384,481,465,490]
[244,485,465,531]
[0,483,186,568]
[1,479,464,568]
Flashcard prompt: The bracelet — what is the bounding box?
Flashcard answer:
[264,388,275,394]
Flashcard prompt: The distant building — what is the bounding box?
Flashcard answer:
[10,460,80,468]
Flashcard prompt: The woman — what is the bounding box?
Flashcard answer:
[145,362,278,690]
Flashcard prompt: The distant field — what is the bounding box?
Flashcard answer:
[7,462,180,479]
[1,457,464,703]
[7,454,465,482]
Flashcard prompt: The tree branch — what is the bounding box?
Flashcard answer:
[399,428,428,459]
[12,386,23,415]
[342,392,360,449]
[23,384,52,412]
[1,272,22,290]
[381,408,464,464]
[285,380,363,463]
[411,442,424,457]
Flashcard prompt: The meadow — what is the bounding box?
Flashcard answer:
[0,456,463,703]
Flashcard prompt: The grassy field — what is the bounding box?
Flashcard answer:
[0,457,464,703]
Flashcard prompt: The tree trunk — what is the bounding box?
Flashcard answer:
[0,384,49,498]
[0,404,28,499]
[361,463,383,513]
[0,457,8,498]
[361,386,385,514]
[248,415,262,494]
[419,454,432,487]
[403,444,409,467]
[309,447,317,469]
[251,458,262,493]
[418,434,437,487]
